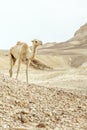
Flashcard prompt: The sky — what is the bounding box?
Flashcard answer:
[0,0,87,49]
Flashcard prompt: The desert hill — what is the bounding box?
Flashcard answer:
[36,23,87,68]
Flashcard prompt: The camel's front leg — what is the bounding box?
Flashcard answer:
[16,58,21,80]
[26,60,31,84]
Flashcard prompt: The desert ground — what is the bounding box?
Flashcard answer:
[0,23,87,130]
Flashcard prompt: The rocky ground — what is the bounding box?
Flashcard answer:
[0,73,87,130]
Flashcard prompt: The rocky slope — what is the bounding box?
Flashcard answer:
[0,73,87,130]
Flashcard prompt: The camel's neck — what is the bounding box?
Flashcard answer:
[31,45,37,59]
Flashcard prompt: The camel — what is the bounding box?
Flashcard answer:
[9,39,42,84]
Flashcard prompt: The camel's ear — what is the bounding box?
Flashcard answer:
[17,41,21,43]
[31,40,37,43]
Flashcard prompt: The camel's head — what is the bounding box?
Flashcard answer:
[31,39,42,47]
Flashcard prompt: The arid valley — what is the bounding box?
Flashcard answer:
[0,23,87,130]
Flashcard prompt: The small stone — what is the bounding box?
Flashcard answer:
[37,123,46,128]
[21,115,28,123]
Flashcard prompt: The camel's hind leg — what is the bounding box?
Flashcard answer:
[9,54,16,77]
[26,62,28,84]
[16,58,21,80]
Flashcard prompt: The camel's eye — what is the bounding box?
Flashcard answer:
[35,40,37,43]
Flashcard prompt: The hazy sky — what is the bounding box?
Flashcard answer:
[0,0,87,49]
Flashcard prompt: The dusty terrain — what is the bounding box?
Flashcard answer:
[0,23,87,130]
